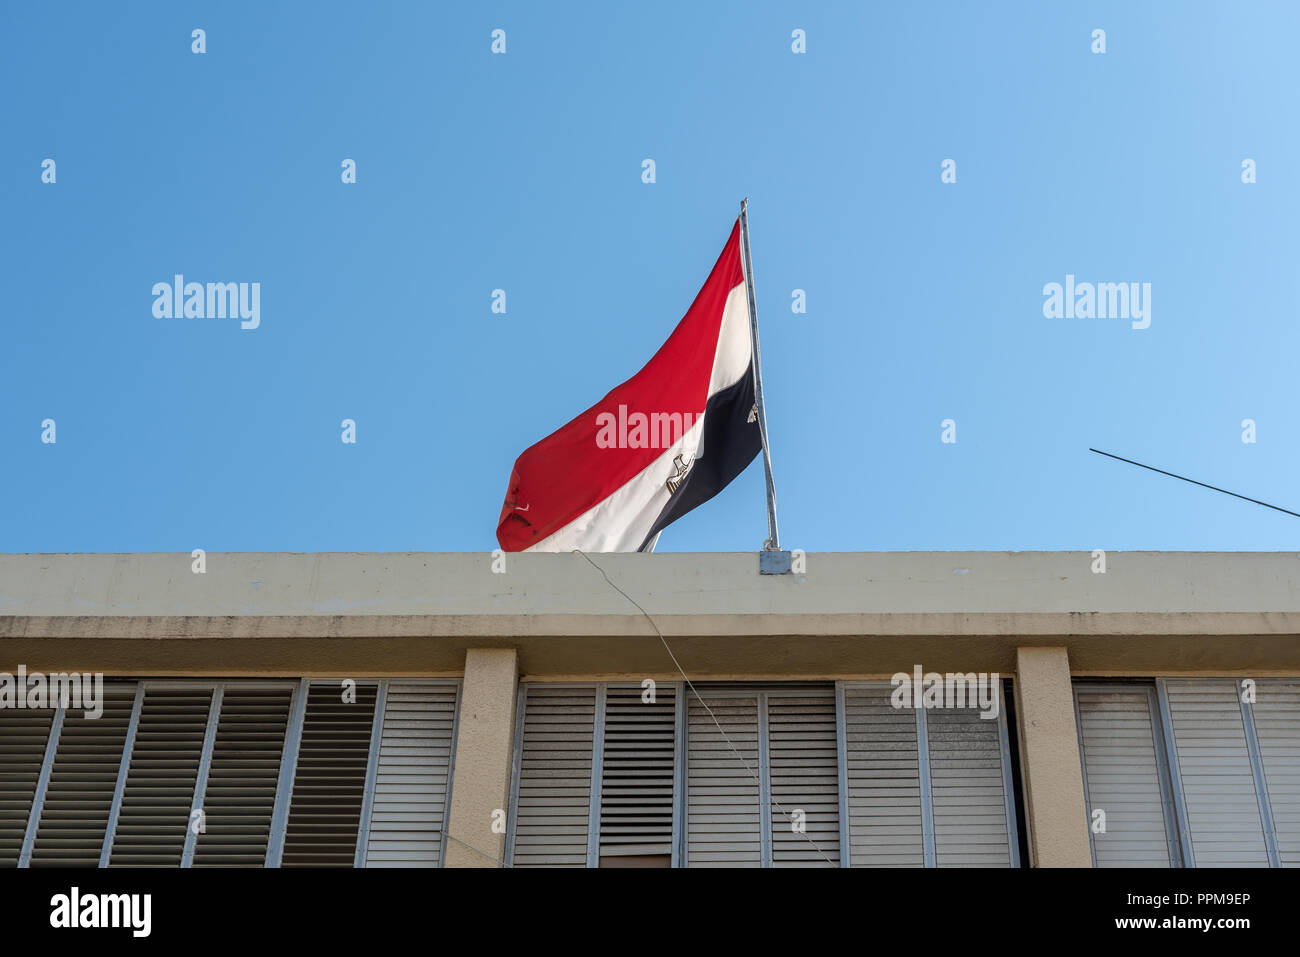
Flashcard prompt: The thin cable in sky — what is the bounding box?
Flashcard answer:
[1089,448,1300,519]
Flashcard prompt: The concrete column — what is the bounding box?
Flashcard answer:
[1013,646,1091,867]
[445,648,518,867]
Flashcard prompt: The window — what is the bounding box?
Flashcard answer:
[1073,683,1178,867]
[1,679,460,868]
[686,684,840,867]
[1074,678,1300,867]
[506,680,1022,867]
[842,682,1019,867]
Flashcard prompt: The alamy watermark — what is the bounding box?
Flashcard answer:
[0,666,104,719]
[890,666,1001,720]
[50,887,150,937]
[152,274,260,330]
[595,404,700,450]
[1042,274,1150,330]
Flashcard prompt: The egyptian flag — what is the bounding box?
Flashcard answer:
[496,218,762,552]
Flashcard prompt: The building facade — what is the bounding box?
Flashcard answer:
[1,551,1297,868]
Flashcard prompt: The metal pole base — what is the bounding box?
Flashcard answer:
[759,550,793,575]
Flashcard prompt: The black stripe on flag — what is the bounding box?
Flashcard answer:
[638,363,763,551]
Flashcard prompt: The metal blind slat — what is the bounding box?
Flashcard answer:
[281,683,378,867]
[843,686,924,867]
[29,685,135,867]
[598,685,675,859]
[192,687,293,867]
[928,707,1012,867]
[1075,687,1173,867]
[0,709,56,866]
[686,694,761,867]
[768,692,840,867]
[511,686,595,867]
[108,689,213,867]
[1166,680,1270,866]
[1249,681,1300,867]
[364,683,458,868]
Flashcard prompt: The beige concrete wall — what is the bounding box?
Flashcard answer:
[444,648,518,867]
[1014,647,1091,867]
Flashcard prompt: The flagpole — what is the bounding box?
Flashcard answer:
[739,198,781,552]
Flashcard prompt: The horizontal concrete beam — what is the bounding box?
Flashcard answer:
[4,632,1300,679]
[4,611,1299,639]
[3,551,1299,620]
[4,552,1299,678]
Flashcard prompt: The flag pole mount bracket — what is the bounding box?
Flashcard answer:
[759,550,793,575]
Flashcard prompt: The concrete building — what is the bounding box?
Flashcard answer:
[1,551,1297,868]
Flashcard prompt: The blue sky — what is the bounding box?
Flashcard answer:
[3,1,1298,553]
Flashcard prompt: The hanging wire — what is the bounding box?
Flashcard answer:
[573,549,836,867]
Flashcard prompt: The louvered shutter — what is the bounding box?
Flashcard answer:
[30,684,136,866]
[1248,681,1300,867]
[109,687,214,866]
[281,682,378,866]
[928,706,1013,867]
[191,686,293,867]
[511,685,596,867]
[598,684,675,861]
[686,692,762,866]
[768,690,840,866]
[840,681,1017,868]
[1165,680,1269,866]
[1074,686,1174,867]
[843,685,924,867]
[364,682,459,867]
[0,708,55,866]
